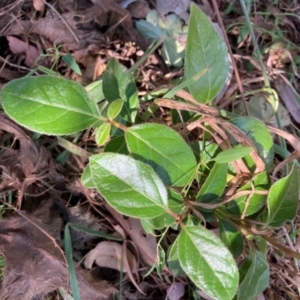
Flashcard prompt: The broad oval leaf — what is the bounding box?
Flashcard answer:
[89,153,168,219]
[230,116,274,171]
[107,99,124,120]
[125,123,197,186]
[237,251,269,300]
[213,147,253,164]
[0,76,101,135]
[185,4,230,103]
[178,225,239,300]
[266,163,299,228]
[95,123,111,146]
[219,219,243,258]
[81,164,95,189]
[103,59,138,123]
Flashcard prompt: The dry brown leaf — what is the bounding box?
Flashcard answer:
[104,204,158,267]
[6,36,39,66]
[0,213,116,299]
[84,241,138,273]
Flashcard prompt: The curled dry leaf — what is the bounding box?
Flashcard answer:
[84,241,138,273]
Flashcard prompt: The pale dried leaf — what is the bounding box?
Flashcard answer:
[33,0,45,12]
[167,282,185,300]
[105,204,158,266]
[84,241,137,273]
[7,36,39,66]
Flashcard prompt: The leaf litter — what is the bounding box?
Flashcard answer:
[1,0,300,299]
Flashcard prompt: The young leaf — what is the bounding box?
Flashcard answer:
[230,116,274,171]
[0,76,100,135]
[81,164,95,189]
[196,163,228,203]
[219,219,243,258]
[237,251,269,300]
[89,153,168,219]
[62,53,82,75]
[178,225,239,300]
[125,124,197,186]
[107,99,124,120]
[185,4,230,103]
[213,147,253,164]
[266,163,299,228]
[102,59,138,122]
[95,123,111,146]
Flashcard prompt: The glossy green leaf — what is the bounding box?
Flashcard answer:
[267,163,299,227]
[0,76,100,135]
[103,59,138,122]
[219,219,243,258]
[230,116,274,171]
[237,251,269,300]
[197,163,228,203]
[125,124,197,186]
[213,147,253,164]
[89,153,168,219]
[225,172,270,217]
[81,164,95,188]
[145,189,183,229]
[185,4,230,103]
[104,135,129,154]
[107,99,124,120]
[95,123,111,146]
[178,225,239,300]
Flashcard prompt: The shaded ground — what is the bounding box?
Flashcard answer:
[1,0,300,299]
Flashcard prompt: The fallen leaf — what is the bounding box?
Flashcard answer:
[167,282,185,300]
[0,213,116,299]
[84,241,138,273]
[7,36,39,66]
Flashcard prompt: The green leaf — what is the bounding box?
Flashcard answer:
[125,123,197,186]
[266,163,299,227]
[230,116,274,171]
[107,99,124,120]
[167,239,185,277]
[89,153,168,219]
[103,59,138,122]
[196,163,228,203]
[62,53,82,75]
[225,172,270,217]
[0,76,100,135]
[104,135,129,154]
[237,251,269,300]
[95,123,111,146]
[178,225,239,300]
[81,164,95,188]
[219,219,243,258]
[185,4,230,103]
[213,147,253,164]
[145,189,183,229]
